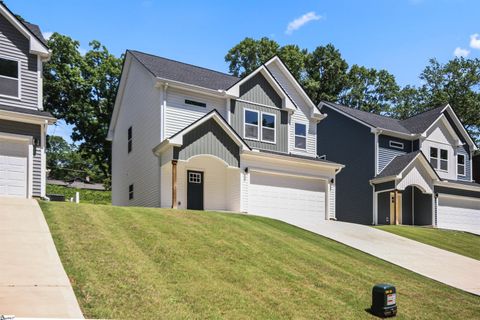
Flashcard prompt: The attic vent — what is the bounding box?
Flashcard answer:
[185,99,206,108]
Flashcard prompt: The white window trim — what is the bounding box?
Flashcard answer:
[457,154,466,177]
[243,108,260,141]
[0,55,21,100]
[431,147,448,172]
[260,111,276,144]
[294,122,307,150]
[389,141,404,150]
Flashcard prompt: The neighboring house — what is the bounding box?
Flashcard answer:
[47,179,106,191]
[473,153,480,184]
[107,51,343,225]
[317,102,480,234]
[0,2,54,198]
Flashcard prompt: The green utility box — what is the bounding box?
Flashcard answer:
[371,284,397,317]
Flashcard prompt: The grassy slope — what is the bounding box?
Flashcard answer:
[41,202,479,319]
[46,184,111,204]
[376,225,480,261]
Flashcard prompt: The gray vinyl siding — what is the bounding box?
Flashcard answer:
[0,13,39,109]
[173,118,240,167]
[230,100,288,153]
[239,72,282,108]
[317,106,375,225]
[457,144,471,181]
[378,135,412,173]
[0,119,42,196]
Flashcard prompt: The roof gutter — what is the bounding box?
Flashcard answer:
[155,77,238,98]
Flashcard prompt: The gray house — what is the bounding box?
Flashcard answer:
[317,102,480,234]
[108,51,344,226]
[0,2,55,198]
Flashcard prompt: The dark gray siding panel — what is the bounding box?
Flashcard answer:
[414,187,433,225]
[0,119,42,196]
[457,144,471,181]
[239,72,282,108]
[377,192,390,225]
[401,186,413,225]
[434,186,480,198]
[378,135,412,173]
[173,118,240,167]
[412,139,420,151]
[317,106,375,224]
[0,14,39,109]
[374,180,395,192]
[230,100,288,153]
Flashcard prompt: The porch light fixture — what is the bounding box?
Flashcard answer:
[330,179,334,184]
[33,138,40,147]
[244,167,249,173]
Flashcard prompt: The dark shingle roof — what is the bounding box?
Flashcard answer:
[0,104,54,118]
[400,105,446,134]
[322,102,411,134]
[23,21,48,47]
[129,50,239,91]
[375,151,423,178]
[322,101,448,135]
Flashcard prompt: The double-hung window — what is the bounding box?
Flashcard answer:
[430,147,448,171]
[295,123,307,149]
[457,154,466,176]
[244,109,259,140]
[261,112,275,143]
[0,57,20,98]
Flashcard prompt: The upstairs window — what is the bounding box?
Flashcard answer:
[295,123,307,149]
[185,99,206,108]
[128,184,134,200]
[127,126,132,153]
[261,112,276,143]
[457,154,466,176]
[0,57,19,98]
[430,147,448,171]
[244,109,259,140]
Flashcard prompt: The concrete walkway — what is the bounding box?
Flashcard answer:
[0,197,83,318]
[292,219,480,296]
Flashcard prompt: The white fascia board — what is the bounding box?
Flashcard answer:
[0,5,50,57]
[242,149,344,171]
[424,114,462,146]
[370,175,398,184]
[443,104,478,150]
[434,180,480,192]
[397,154,439,181]
[156,77,230,98]
[0,110,55,124]
[265,57,317,110]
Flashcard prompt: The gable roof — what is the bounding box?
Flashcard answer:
[23,21,48,47]
[400,105,446,134]
[374,150,440,180]
[129,50,239,91]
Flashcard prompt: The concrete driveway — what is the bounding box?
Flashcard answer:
[289,219,480,296]
[0,197,83,318]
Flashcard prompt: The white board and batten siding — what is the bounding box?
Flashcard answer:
[165,88,227,138]
[437,195,480,235]
[111,58,161,207]
[266,63,317,157]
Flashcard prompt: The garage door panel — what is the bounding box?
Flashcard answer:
[0,139,28,197]
[438,195,480,235]
[249,172,326,227]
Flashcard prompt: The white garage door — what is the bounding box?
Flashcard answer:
[0,139,28,197]
[249,171,326,227]
[437,195,480,235]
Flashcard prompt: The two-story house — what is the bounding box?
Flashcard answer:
[108,51,343,226]
[0,2,54,198]
[317,101,480,234]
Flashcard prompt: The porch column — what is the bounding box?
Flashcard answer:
[394,190,402,225]
[171,160,178,209]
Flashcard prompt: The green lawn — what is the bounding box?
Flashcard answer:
[46,184,111,205]
[375,225,480,261]
[40,202,479,319]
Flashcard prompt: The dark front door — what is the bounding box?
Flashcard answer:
[187,170,204,210]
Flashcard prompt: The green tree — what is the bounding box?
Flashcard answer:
[43,33,123,184]
[278,45,307,80]
[304,44,349,104]
[340,65,399,114]
[225,37,279,77]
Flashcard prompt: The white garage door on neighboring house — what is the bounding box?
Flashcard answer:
[248,171,326,227]
[0,139,28,198]
[437,195,480,235]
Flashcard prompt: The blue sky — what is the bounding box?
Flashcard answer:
[6,0,480,142]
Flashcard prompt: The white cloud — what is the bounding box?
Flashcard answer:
[42,31,53,40]
[453,47,470,58]
[79,47,87,56]
[469,33,480,49]
[285,11,322,35]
